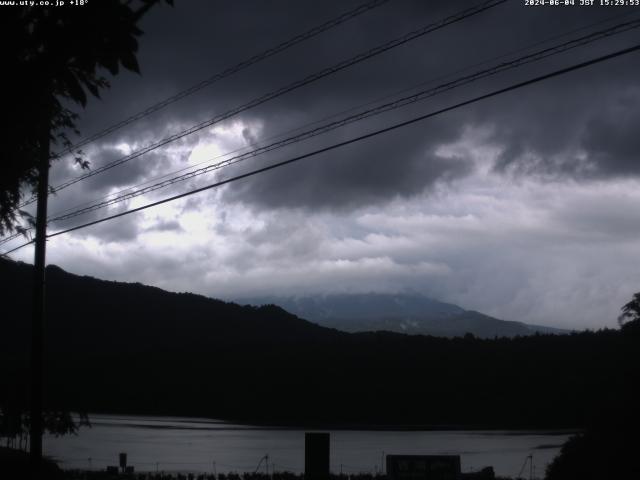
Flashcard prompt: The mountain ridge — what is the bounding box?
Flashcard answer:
[237,293,567,338]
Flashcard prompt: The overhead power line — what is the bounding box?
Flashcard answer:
[18,0,506,208]
[38,18,640,225]
[0,231,25,246]
[54,0,391,158]
[14,0,389,212]
[3,14,638,247]
[1,239,33,256]
[20,43,636,246]
[42,9,640,223]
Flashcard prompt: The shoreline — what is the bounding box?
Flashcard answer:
[82,411,581,434]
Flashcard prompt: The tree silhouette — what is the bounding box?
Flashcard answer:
[0,0,173,459]
[0,0,173,236]
[618,292,640,327]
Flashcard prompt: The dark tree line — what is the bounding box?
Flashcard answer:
[1,259,638,431]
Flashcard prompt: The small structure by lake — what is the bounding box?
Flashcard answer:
[386,455,462,480]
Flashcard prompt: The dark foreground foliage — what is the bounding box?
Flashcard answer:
[545,418,640,479]
[0,446,64,479]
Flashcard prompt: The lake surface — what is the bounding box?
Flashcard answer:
[44,414,573,478]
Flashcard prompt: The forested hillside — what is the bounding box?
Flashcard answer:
[1,258,637,428]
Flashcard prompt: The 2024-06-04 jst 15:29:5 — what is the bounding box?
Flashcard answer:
[526,0,640,6]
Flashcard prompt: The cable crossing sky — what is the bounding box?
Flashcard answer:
[2,7,638,248]
[15,0,390,211]
[42,18,640,226]
[52,0,391,158]
[17,0,507,209]
[4,41,638,256]
[41,7,640,221]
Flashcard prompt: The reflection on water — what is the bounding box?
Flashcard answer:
[44,414,573,478]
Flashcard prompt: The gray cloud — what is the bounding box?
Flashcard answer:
[68,211,141,243]
[41,1,637,215]
[8,1,640,331]
[582,88,640,177]
[145,218,183,233]
[18,175,638,330]
[221,112,473,210]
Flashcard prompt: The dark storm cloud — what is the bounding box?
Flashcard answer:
[14,0,637,332]
[44,145,185,235]
[69,212,141,243]
[581,89,640,176]
[84,146,150,188]
[222,111,472,209]
[483,60,640,179]
[58,0,640,213]
[145,218,183,233]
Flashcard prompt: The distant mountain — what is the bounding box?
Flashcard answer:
[237,293,566,338]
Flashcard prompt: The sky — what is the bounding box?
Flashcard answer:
[7,0,640,329]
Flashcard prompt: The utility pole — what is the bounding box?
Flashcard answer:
[30,91,51,465]
[529,455,533,480]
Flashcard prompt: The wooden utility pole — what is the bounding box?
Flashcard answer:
[529,455,533,480]
[30,96,51,464]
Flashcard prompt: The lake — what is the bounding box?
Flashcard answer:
[43,414,573,478]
